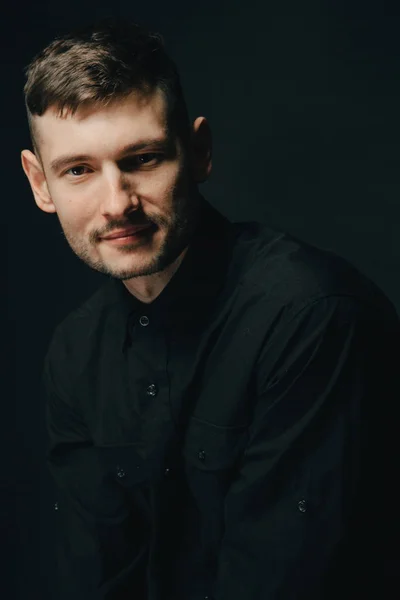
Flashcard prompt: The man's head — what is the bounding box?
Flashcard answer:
[21,19,212,283]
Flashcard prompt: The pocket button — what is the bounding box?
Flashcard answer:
[116,466,126,479]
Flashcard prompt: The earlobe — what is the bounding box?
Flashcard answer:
[21,149,56,214]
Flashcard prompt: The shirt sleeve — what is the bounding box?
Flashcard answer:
[212,294,400,600]
[43,330,147,600]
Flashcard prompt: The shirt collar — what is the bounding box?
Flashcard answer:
[103,196,237,350]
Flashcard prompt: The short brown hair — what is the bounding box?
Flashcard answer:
[24,18,191,155]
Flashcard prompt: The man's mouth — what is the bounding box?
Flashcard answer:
[102,224,153,240]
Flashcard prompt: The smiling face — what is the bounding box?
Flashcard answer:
[21,88,211,283]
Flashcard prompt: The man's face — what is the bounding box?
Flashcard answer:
[22,89,210,280]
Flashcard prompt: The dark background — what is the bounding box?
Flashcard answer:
[7,1,400,598]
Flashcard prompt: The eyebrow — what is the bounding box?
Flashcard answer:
[49,137,170,174]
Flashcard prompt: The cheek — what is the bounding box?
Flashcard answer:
[51,192,96,233]
[145,161,188,197]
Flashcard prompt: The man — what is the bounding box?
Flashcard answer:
[21,18,399,600]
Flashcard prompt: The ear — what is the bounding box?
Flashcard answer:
[21,149,56,214]
[189,116,212,183]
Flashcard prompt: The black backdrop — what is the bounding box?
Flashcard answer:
[7,1,400,598]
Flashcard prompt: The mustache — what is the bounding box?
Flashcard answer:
[99,216,161,239]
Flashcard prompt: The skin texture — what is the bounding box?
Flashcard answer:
[21,88,212,303]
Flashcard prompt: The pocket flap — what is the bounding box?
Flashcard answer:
[96,443,148,487]
[182,418,248,471]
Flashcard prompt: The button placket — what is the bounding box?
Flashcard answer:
[136,314,160,402]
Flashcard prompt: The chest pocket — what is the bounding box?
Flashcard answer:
[181,417,249,510]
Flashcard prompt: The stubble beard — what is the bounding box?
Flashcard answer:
[61,192,202,281]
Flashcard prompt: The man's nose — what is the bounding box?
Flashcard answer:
[100,168,138,217]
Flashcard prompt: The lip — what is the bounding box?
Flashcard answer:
[102,225,152,240]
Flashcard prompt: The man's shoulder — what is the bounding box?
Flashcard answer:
[234,220,394,316]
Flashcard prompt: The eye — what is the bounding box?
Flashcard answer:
[120,153,163,171]
[65,166,90,177]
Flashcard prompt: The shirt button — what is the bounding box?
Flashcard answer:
[298,499,307,513]
[164,467,170,475]
[198,450,206,461]
[139,315,149,327]
[146,383,158,397]
[116,466,126,479]
[54,502,59,511]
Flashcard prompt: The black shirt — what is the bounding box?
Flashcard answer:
[43,197,400,600]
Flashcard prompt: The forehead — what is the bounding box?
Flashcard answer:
[34,88,169,160]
